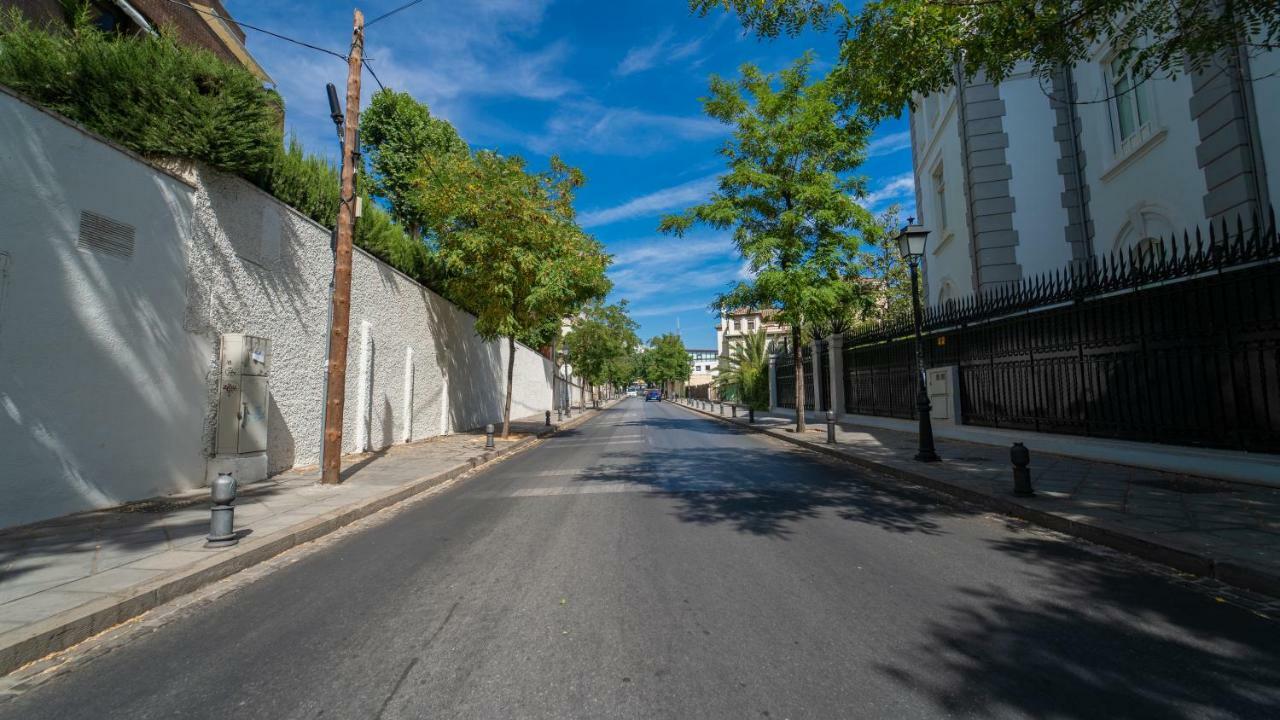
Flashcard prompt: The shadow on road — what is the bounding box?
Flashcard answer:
[873,534,1280,719]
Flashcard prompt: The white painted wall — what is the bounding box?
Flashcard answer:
[0,88,210,525]
[914,89,974,303]
[1248,50,1280,215]
[1072,61,1206,253]
[1002,78,1073,278]
[0,88,568,528]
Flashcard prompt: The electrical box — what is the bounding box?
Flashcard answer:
[216,334,271,455]
[927,365,961,424]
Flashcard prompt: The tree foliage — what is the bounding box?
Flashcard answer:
[643,333,693,391]
[0,5,280,176]
[660,54,872,429]
[693,0,1280,121]
[716,329,770,409]
[360,89,467,238]
[856,205,912,325]
[564,301,640,403]
[416,151,611,434]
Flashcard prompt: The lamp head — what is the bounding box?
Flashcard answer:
[895,217,929,260]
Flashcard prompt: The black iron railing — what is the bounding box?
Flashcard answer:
[841,211,1280,452]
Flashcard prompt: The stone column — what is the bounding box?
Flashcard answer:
[827,334,844,417]
[768,356,778,412]
[810,339,823,416]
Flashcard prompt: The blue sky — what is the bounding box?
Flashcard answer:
[225,1,915,349]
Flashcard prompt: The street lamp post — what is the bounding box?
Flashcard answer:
[896,220,940,462]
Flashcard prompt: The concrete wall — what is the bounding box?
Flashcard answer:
[0,88,568,528]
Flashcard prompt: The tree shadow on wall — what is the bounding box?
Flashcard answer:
[874,534,1280,719]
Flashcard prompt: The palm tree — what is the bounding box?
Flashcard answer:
[715,330,770,409]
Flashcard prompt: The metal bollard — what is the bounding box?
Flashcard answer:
[1011,442,1034,496]
[719,402,724,415]
[485,423,495,449]
[826,411,836,444]
[749,407,755,423]
[205,472,239,548]
[557,406,562,422]
[732,404,737,418]
[545,410,551,427]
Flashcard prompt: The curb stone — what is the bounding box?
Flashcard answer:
[673,400,1280,599]
[0,402,617,677]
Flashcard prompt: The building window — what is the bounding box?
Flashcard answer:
[1107,55,1152,152]
[932,163,947,231]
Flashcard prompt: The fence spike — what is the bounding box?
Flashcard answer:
[1249,210,1261,258]
[1235,214,1246,261]
[1268,205,1278,251]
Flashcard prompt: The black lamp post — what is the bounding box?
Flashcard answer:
[896,220,940,462]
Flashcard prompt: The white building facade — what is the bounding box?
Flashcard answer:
[912,44,1279,304]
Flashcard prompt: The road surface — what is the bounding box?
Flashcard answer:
[3,398,1277,719]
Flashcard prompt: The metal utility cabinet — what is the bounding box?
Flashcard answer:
[209,334,271,484]
[216,334,270,454]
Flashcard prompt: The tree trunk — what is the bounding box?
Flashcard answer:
[579,379,586,414]
[503,336,515,438]
[792,325,806,433]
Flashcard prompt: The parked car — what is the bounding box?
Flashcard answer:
[645,390,661,402]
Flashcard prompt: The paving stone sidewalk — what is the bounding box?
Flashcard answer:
[680,400,1280,597]
[0,410,607,676]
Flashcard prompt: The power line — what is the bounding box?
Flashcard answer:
[366,0,427,28]
[363,59,386,91]
[160,0,348,61]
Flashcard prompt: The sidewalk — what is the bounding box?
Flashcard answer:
[676,400,1280,599]
[0,407,611,676]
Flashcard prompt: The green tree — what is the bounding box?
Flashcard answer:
[692,0,1280,122]
[716,329,770,409]
[0,5,280,176]
[361,89,467,238]
[417,151,610,436]
[660,55,872,432]
[856,204,911,325]
[643,334,693,395]
[564,301,640,409]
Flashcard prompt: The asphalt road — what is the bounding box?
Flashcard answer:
[4,398,1278,719]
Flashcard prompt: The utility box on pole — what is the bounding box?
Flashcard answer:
[208,334,271,485]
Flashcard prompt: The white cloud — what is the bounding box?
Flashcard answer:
[610,235,734,267]
[518,102,724,158]
[616,29,705,77]
[865,130,912,158]
[630,301,717,318]
[580,174,720,227]
[861,173,916,212]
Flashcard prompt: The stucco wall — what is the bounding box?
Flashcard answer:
[0,88,211,527]
[1002,78,1073,279]
[0,88,567,528]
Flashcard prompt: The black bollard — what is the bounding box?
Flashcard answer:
[1012,442,1034,496]
[826,411,836,444]
[545,410,551,427]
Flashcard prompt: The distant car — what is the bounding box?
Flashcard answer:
[626,389,638,397]
[645,390,661,402]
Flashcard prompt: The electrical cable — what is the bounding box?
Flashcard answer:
[366,0,427,28]
[159,0,348,61]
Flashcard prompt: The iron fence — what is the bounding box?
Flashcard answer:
[775,346,817,411]
[841,212,1280,453]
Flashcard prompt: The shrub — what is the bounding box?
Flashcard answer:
[0,6,280,177]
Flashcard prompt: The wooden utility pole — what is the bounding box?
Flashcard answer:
[321,9,364,485]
